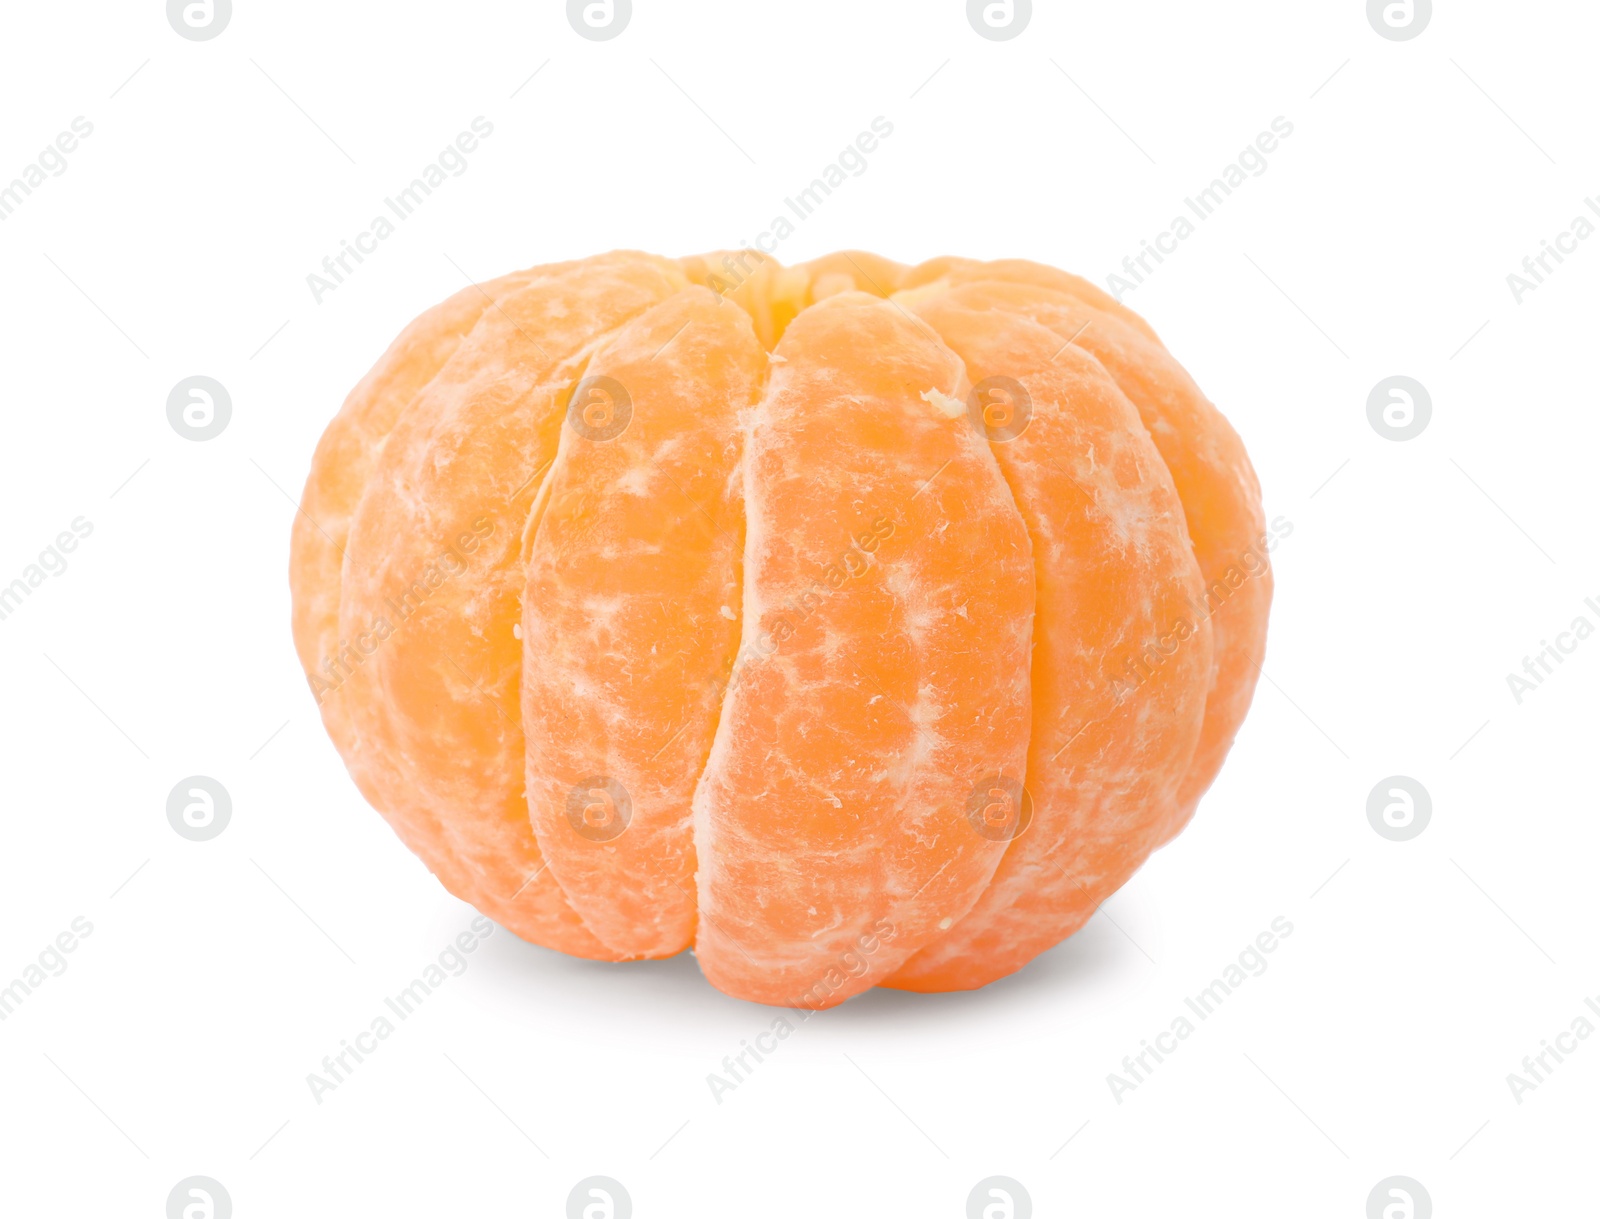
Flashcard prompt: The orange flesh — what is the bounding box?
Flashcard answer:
[882,285,1211,991]
[693,292,1034,1007]
[290,249,1271,1006]
[521,288,765,958]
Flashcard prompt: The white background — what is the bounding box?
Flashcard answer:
[0,1,1595,1215]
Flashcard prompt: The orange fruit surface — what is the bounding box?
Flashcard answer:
[290,249,1272,1007]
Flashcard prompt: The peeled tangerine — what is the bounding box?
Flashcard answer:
[290,250,1274,1009]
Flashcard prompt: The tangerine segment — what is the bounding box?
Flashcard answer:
[884,286,1213,992]
[520,288,767,958]
[292,267,534,773]
[331,253,689,955]
[897,257,1160,344]
[692,292,1034,1009]
[903,270,1272,832]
